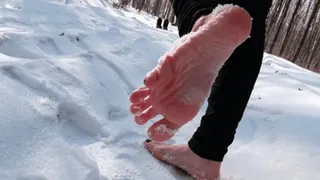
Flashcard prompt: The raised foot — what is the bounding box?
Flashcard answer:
[129,4,252,142]
[144,141,221,180]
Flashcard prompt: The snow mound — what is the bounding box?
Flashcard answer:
[0,0,319,179]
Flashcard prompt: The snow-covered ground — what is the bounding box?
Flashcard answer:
[0,0,319,179]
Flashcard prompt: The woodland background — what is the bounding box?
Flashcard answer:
[113,0,320,73]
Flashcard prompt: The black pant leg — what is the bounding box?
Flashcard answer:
[187,1,273,162]
[170,0,229,37]
[170,0,273,162]
[171,0,272,161]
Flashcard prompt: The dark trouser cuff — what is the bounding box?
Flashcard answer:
[188,7,216,32]
[176,5,219,37]
[188,135,227,162]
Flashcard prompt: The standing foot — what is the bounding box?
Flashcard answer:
[144,140,221,180]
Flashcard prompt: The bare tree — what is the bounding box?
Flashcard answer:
[115,0,320,72]
[265,0,320,72]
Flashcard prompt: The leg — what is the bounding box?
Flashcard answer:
[171,0,228,37]
[140,0,272,179]
[130,4,252,142]
[188,0,273,162]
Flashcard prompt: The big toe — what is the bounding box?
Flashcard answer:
[144,68,160,88]
[144,141,176,163]
[147,118,181,142]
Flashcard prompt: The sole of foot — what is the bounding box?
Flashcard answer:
[130,4,252,142]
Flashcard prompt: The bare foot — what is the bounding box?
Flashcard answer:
[129,4,252,142]
[144,140,221,180]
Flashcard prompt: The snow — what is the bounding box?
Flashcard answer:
[0,0,319,179]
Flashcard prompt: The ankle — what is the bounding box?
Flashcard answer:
[192,15,208,32]
[190,6,216,32]
[186,145,221,178]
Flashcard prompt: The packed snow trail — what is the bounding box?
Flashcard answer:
[0,0,319,179]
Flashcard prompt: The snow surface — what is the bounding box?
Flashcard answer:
[0,0,320,179]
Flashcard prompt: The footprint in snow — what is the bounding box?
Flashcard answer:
[102,27,125,45]
[107,104,128,121]
[67,33,89,50]
[115,152,133,160]
[56,101,107,137]
[80,51,95,63]
[71,146,109,180]
[0,34,9,47]
[44,59,86,89]
[36,37,62,55]
[0,64,60,99]
[246,104,282,116]
[110,45,143,61]
[102,128,144,149]
[93,52,136,93]
[107,27,121,36]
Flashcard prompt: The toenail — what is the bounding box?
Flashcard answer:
[145,139,152,143]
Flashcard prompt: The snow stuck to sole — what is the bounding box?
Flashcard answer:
[0,0,319,180]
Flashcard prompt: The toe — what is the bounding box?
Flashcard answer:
[129,86,151,104]
[144,68,160,88]
[144,55,174,88]
[130,96,152,115]
[135,106,158,125]
[144,140,172,162]
[144,141,164,159]
[147,118,180,142]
